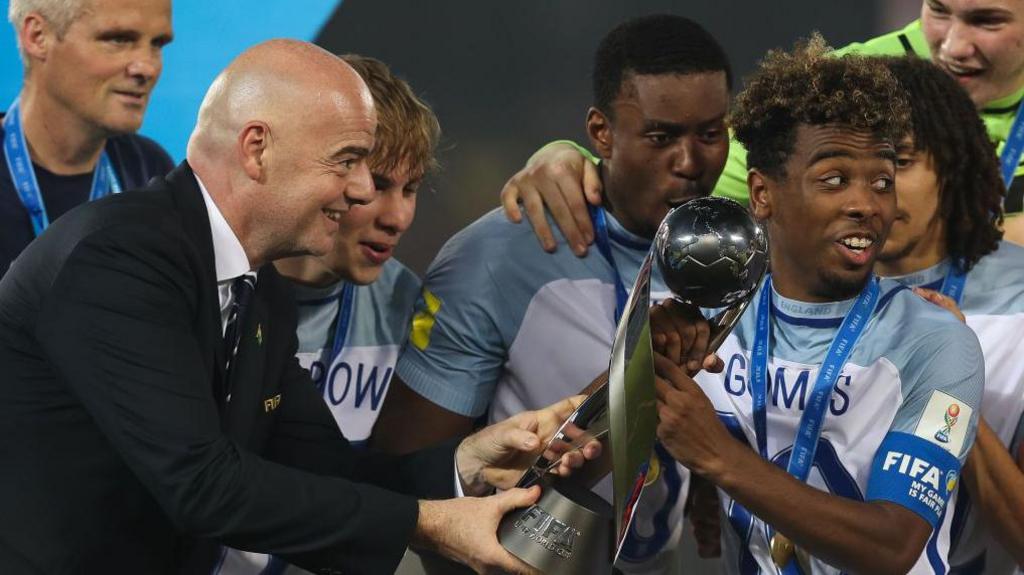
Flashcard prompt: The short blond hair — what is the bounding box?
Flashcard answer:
[340,54,440,179]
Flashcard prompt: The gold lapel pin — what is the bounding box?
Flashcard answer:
[256,324,263,346]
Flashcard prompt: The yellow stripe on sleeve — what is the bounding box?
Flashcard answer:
[410,288,442,351]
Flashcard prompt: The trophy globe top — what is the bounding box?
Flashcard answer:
[655,197,769,308]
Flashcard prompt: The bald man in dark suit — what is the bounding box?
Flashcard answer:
[0,40,584,575]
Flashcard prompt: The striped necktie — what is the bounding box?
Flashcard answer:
[223,272,256,399]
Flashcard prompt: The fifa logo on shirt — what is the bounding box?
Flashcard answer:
[934,403,960,444]
[263,394,281,413]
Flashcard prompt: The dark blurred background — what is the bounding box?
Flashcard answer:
[316,0,922,275]
[0,0,922,274]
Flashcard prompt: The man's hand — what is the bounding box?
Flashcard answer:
[653,353,739,477]
[413,487,541,574]
[456,396,600,494]
[912,286,966,323]
[650,299,724,374]
[500,142,602,256]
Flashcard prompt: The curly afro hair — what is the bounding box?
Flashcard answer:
[731,33,911,180]
[881,57,1003,272]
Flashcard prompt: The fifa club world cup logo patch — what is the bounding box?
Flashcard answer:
[916,391,972,455]
[934,403,960,444]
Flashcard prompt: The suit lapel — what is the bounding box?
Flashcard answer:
[164,163,229,405]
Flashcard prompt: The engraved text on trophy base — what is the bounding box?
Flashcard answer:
[513,505,582,559]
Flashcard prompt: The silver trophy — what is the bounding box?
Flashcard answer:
[498,197,769,574]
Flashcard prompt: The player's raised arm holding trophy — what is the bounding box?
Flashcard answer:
[654,39,985,575]
[498,196,769,574]
[494,36,988,575]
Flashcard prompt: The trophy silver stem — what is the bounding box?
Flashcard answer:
[498,198,768,574]
[705,272,765,355]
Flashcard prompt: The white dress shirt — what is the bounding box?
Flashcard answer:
[196,175,253,334]
[195,176,470,510]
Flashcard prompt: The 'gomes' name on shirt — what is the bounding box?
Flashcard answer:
[296,344,400,442]
[722,353,855,416]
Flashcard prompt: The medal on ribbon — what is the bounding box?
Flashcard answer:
[752,275,880,571]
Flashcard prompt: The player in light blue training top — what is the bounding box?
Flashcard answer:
[869,57,1024,574]
[216,54,439,575]
[375,15,734,573]
[653,39,983,574]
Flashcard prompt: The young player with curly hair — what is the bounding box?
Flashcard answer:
[653,38,984,574]
[870,57,1024,574]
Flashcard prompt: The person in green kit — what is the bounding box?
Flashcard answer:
[502,1,1024,246]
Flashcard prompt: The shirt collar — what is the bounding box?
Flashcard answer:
[770,284,858,321]
[604,208,653,251]
[291,279,345,303]
[883,259,950,289]
[196,175,251,282]
[984,84,1024,111]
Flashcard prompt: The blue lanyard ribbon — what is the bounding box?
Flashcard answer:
[751,276,878,573]
[939,264,967,307]
[3,98,121,237]
[1001,101,1024,189]
[326,282,356,368]
[589,204,630,321]
[751,275,879,476]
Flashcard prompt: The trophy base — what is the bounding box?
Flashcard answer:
[498,475,613,574]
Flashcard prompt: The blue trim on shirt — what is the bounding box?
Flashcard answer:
[927,507,948,574]
[876,284,910,313]
[296,295,341,307]
[769,303,843,328]
[717,410,750,445]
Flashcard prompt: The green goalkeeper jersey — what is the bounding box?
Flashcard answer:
[713,19,1024,212]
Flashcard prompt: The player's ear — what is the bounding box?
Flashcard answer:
[587,107,613,161]
[748,169,772,221]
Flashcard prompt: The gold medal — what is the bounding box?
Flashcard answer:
[770,533,795,568]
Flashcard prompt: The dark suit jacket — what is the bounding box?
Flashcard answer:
[0,163,456,575]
